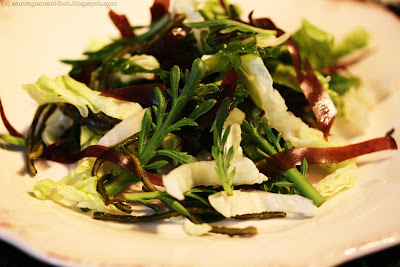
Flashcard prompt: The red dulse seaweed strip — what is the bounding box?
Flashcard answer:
[300,59,337,139]
[147,26,190,58]
[248,13,337,140]
[215,68,239,109]
[256,136,397,177]
[71,61,101,87]
[150,0,170,22]
[0,98,24,138]
[203,68,239,122]
[100,83,166,108]
[41,142,163,186]
[108,9,135,39]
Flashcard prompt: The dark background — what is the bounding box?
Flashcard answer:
[1,2,400,267]
[0,238,400,267]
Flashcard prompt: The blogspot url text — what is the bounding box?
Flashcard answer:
[1,1,117,8]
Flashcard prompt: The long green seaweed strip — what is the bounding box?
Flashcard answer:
[233,211,286,220]
[25,105,45,175]
[210,226,258,237]
[125,149,157,192]
[97,174,113,205]
[93,207,219,223]
[91,157,106,177]
[118,134,140,147]
[60,104,120,134]
[91,134,140,177]
[113,202,132,214]
[25,103,56,176]
[29,104,57,160]
[96,173,133,213]
[93,208,263,237]
[94,210,180,222]
[124,199,160,212]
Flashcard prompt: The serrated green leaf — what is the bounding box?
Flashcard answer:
[300,158,308,177]
[284,140,293,150]
[251,107,263,128]
[138,110,153,154]
[229,167,236,184]
[225,145,234,163]
[188,99,217,120]
[221,124,231,146]
[184,192,212,207]
[273,181,294,188]
[212,97,229,138]
[138,59,206,165]
[143,160,169,170]
[185,19,276,36]
[154,87,167,125]
[262,118,282,152]
[155,149,198,165]
[193,84,219,97]
[169,118,198,133]
[170,65,180,103]
[159,195,190,217]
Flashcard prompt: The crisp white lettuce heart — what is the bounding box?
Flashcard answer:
[209,190,315,218]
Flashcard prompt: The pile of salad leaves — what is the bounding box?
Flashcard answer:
[0,0,397,237]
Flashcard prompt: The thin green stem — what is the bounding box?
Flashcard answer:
[138,59,206,165]
[241,120,325,207]
[104,169,140,196]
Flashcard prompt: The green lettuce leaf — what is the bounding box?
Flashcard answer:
[33,159,112,212]
[292,19,369,69]
[332,27,370,59]
[22,75,143,120]
[314,163,357,197]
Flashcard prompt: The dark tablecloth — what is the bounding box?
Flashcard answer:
[0,238,400,267]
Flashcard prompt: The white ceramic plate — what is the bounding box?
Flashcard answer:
[1,0,400,266]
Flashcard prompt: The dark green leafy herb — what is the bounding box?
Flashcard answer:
[327,72,360,95]
[123,191,190,217]
[185,19,276,36]
[211,98,235,195]
[138,59,206,165]
[241,115,325,206]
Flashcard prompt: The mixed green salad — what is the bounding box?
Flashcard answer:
[0,0,397,236]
